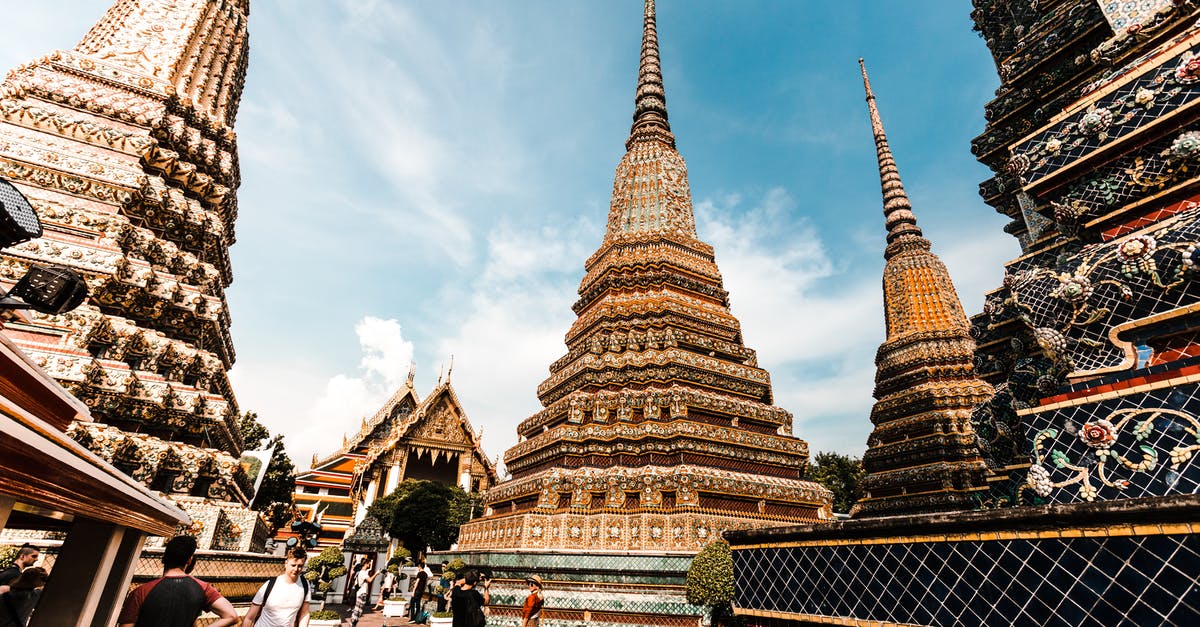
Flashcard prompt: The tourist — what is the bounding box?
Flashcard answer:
[521,575,544,627]
[0,566,47,626]
[117,535,239,627]
[240,547,311,627]
[436,561,450,612]
[373,567,395,610]
[446,569,489,627]
[344,556,365,603]
[408,559,429,622]
[0,546,38,594]
[348,565,380,627]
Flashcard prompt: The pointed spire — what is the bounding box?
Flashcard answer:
[447,354,455,381]
[628,0,674,148]
[859,59,926,258]
[406,361,416,388]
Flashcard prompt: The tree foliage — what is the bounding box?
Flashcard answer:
[304,546,349,593]
[806,451,865,514]
[368,480,475,551]
[239,411,298,533]
[686,540,734,607]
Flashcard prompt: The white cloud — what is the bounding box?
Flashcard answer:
[430,219,595,469]
[270,317,415,463]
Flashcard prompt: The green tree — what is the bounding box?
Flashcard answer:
[304,546,348,609]
[238,411,298,533]
[806,451,865,514]
[686,540,737,626]
[369,480,474,551]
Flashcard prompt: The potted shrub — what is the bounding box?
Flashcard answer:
[686,540,735,626]
[429,610,454,625]
[304,546,348,609]
[308,608,341,626]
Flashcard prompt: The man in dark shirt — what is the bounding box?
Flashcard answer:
[0,545,39,593]
[117,535,239,627]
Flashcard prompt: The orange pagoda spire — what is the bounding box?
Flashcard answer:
[851,59,993,518]
[456,0,831,554]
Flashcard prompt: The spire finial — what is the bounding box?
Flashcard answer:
[629,0,673,147]
[858,58,926,257]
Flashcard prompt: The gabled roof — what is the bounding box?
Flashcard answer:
[358,379,498,481]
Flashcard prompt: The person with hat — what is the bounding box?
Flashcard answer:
[521,575,544,627]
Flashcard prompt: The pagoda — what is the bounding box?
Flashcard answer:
[458,0,829,555]
[444,2,829,625]
[726,2,1200,624]
[0,0,260,550]
[852,60,994,518]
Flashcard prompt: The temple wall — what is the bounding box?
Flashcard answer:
[728,495,1199,626]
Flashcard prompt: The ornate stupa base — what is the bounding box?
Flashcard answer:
[457,508,822,553]
[432,548,710,627]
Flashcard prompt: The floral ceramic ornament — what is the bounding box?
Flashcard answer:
[1079,419,1117,449]
[1079,106,1114,139]
[1175,51,1200,83]
[1117,235,1158,279]
[1168,130,1200,160]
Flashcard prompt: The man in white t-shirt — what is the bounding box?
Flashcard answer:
[241,547,311,627]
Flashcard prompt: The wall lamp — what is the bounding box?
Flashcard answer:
[0,178,89,316]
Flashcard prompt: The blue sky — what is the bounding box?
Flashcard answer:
[4,1,1017,473]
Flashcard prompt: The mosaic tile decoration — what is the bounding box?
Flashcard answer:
[733,524,1200,626]
[1100,0,1176,32]
[1009,35,1200,187]
[1018,379,1200,505]
[985,206,1200,375]
[434,549,709,627]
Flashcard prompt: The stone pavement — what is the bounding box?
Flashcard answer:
[321,603,414,626]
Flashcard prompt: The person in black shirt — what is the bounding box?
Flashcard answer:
[0,566,47,627]
[0,545,39,594]
[116,535,239,627]
[447,569,490,627]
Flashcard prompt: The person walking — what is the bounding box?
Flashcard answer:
[0,567,47,627]
[447,569,489,627]
[0,546,38,594]
[117,535,239,627]
[241,547,311,627]
[521,575,544,627]
[348,565,379,627]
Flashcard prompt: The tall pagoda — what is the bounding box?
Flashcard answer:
[457,0,830,558]
[443,4,829,623]
[0,0,260,549]
[852,60,994,518]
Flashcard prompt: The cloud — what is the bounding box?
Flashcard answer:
[429,218,596,471]
[276,317,414,463]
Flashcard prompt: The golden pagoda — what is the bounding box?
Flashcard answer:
[851,60,993,518]
[456,0,831,555]
[0,0,259,549]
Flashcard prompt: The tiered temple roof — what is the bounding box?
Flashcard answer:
[851,61,993,518]
[0,0,258,549]
[457,0,831,554]
[284,368,497,548]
